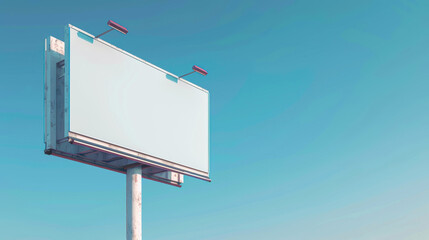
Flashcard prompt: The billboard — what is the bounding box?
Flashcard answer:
[44,25,210,185]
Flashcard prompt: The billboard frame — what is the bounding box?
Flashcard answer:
[44,25,211,187]
[64,24,210,182]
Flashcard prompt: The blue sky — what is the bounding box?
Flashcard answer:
[1,0,429,239]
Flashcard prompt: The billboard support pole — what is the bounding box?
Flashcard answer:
[126,165,142,240]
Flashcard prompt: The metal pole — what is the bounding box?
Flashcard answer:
[126,165,142,240]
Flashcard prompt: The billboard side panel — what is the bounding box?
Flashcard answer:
[45,37,65,150]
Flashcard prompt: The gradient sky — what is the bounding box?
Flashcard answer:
[1,1,429,239]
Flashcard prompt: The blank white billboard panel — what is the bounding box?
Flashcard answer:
[66,25,209,177]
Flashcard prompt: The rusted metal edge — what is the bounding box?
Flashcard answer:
[48,150,182,187]
[68,132,211,182]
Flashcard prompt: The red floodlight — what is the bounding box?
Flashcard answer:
[107,20,128,34]
[192,65,208,76]
[95,20,128,38]
[179,65,208,79]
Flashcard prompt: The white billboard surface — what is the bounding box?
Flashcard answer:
[66,25,209,175]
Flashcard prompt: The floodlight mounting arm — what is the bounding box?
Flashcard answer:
[178,71,196,79]
[178,65,208,79]
[95,20,128,39]
[95,28,114,38]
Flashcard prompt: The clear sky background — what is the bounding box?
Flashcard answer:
[1,0,429,239]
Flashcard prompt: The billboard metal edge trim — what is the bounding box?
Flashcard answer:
[43,38,47,146]
[50,151,182,187]
[68,131,211,182]
[64,26,71,137]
